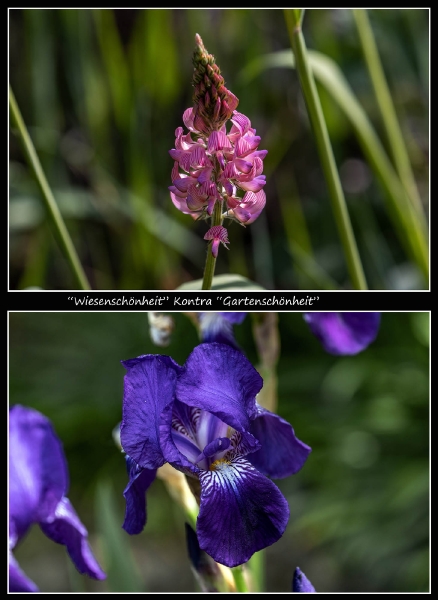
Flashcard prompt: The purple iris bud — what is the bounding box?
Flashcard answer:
[185,523,223,592]
[304,312,381,355]
[120,343,311,568]
[199,312,247,348]
[292,566,316,592]
[8,405,106,592]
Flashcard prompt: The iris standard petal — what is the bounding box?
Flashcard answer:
[176,343,262,431]
[304,312,381,355]
[218,312,247,324]
[121,354,182,469]
[248,408,311,479]
[40,497,106,580]
[198,312,247,349]
[198,313,239,348]
[197,457,289,567]
[158,402,201,476]
[292,566,316,592]
[8,553,39,593]
[122,456,157,535]
[172,429,203,464]
[9,405,68,544]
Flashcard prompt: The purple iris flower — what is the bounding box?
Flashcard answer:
[120,342,311,567]
[199,312,247,348]
[304,312,381,355]
[8,405,106,592]
[292,567,316,592]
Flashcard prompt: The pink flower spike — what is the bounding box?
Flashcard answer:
[169,35,267,227]
[204,225,230,258]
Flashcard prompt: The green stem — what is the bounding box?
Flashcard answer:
[232,566,249,593]
[201,200,223,290]
[9,85,91,290]
[247,550,265,593]
[353,9,426,225]
[284,11,368,290]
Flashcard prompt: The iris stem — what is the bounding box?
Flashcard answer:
[232,565,249,593]
[284,11,368,290]
[201,200,223,290]
[247,550,265,592]
[9,85,91,290]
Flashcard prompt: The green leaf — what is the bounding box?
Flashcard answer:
[177,273,265,291]
[95,480,145,592]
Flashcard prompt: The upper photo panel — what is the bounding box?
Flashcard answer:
[9,9,429,291]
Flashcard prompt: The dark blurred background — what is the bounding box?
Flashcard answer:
[9,9,429,290]
[9,311,429,592]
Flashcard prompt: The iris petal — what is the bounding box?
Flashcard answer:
[121,355,182,469]
[176,343,262,431]
[248,408,311,479]
[9,405,68,543]
[203,437,231,458]
[172,429,203,464]
[218,312,247,324]
[159,402,201,475]
[8,553,39,593]
[122,457,157,535]
[197,457,289,567]
[304,312,381,355]
[196,410,229,452]
[226,430,261,461]
[199,313,246,348]
[40,497,106,580]
[199,313,237,348]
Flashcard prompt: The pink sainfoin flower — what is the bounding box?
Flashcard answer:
[204,225,229,258]
[169,34,267,257]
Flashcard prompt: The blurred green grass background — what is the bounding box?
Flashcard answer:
[9,9,429,290]
[9,311,429,592]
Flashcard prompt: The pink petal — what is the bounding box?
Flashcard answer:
[173,176,198,193]
[235,136,261,158]
[207,130,228,153]
[239,189,266,224]
[197,166,214,185]
[183,108,196,131]
[234,158,253,174]
[238,175,266,192]
[204,225,230,257]
[230,112,251,136]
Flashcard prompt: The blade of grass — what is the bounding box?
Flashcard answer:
[308,51,429,283]
[276,173,339,290]
[17,225,50,289]
[240,49,429,284]
[9,86,91,290]
[95,480,144,592]
[284,10,368,290]
[353,9,426,223]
